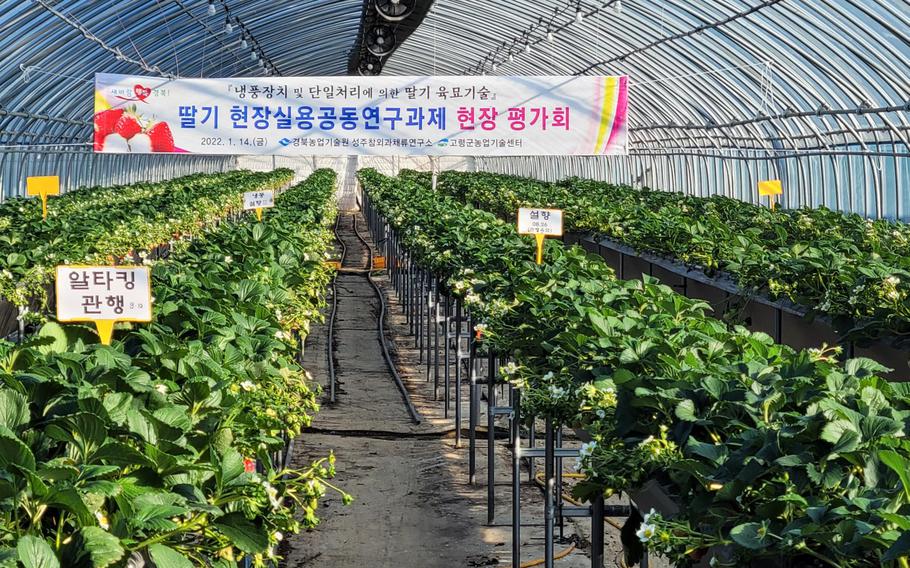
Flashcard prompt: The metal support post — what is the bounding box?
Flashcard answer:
[487,350,497,525]
[444,294,451,417]
[512,387,522,568]
[455,301,463,448]
[591,494,605,568]
[544,418,555,568]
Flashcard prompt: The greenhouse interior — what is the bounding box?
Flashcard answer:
[0,1,909,567]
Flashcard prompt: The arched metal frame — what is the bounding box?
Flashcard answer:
[384,0,910,219]
[0,1,907,217]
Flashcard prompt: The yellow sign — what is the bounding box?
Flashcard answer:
[758,180,783,210]
[26,176,60,220]
[325,260,342,270]
[373,256,386,270]
[758,180,783,196]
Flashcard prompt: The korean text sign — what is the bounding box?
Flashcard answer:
[518,208,564,236]
[94,74,629,156]
[55,266,152,322]
[243,190,275,210]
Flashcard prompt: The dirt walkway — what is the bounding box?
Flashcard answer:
[281,212,624,568]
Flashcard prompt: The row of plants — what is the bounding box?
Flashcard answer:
[0,170,294,318]
[361,169,910,567]
[407,170,910,345]
[0,169,347,567]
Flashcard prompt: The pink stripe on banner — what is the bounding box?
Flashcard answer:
[605,76,629,153]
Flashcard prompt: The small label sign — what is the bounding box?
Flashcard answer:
[243,190,275,210]
[758,180,783,196]
[56,266,153,322]
[26,176,60,220]
[26,176,60,197]
[517,208,564,236]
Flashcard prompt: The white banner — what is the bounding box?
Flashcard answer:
[93,74,629,157]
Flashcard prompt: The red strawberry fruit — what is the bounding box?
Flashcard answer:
[94,108,123,137]
[115,115,142,140]
[147,122,175,152]
[93,130,106,151]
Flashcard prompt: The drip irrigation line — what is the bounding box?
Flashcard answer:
[351,214,422,425]
[302,427,457,440]
[327,212,345,403]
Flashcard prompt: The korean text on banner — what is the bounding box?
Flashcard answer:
[93,74,629,157]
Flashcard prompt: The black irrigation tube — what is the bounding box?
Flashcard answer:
[351,213,422,425]
[327,213,347,404]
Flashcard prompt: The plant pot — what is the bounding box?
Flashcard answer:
[628,478,680,518]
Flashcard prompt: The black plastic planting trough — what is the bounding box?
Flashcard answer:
[564,232,909,381]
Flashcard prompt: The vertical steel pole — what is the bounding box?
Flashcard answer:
[469,318,478,484]
[433,283,440,399]
[487,350,497,525]
[557,426,564,538]
[426,273,436,382]
[512,387,522,568]
[418,271,425,361]
[591,493,605,568]
[455,301,463,448]
[529,416,536,482]
[444,294,451,417]
[544,418,555,568]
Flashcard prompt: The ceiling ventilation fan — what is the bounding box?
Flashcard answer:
[374,0,415,22]
[365,24,396,56]
[357,54,383,76]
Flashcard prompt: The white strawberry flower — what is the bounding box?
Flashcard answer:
[154,384,168,395]
[95,511,110,530]
[636,523,656,543]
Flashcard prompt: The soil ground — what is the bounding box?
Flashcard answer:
[281,212,630,568]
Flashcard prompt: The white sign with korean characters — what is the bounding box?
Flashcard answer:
[243,190,275,211]
[55,266,152,322]
[517,208,564,236]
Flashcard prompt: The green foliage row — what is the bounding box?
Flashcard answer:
[0,170,294,314]
[410,169,910,345]
[0,170,344,568]
[362,168,910,568]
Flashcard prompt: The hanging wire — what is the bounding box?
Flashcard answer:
[154,0,182,76]
[113,9,150,69]
[32,0,176,78]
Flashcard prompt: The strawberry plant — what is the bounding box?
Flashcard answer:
[361,169,910,567]
[417,170,910,346]
[0,169,293,322]
[0,170,347,567]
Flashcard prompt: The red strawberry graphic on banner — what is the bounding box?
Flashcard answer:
[114,115,142,140]
[94,108,123,137]
[147,122,175,152]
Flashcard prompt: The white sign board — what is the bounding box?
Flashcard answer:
[93,73,630,157]
[243,190,275,211]
[517,208,564,236]
[55,266,152,322]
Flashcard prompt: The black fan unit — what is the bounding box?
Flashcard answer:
[374,0,415,22]
[366,24,396,56]
[358,54,383,76]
